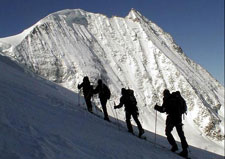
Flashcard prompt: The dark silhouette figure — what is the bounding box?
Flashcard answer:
[114,88,144,137]
[93,79,111,121]
[78,76,93,112]
[154,89,189,158]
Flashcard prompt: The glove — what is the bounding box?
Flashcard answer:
[77,84,81,89]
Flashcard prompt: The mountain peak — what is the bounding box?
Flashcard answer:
[126,8,143,20]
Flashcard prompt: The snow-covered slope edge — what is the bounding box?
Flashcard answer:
[0,54,224,159]
[0,9,224,155]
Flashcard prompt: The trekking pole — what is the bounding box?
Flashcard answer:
[112,102,119,126]
[113,102,121,130]
[154,110,158,146]
[109,100,114,115]
[78,89,81,107]
[139,108,143,124]
[92,94,98,115]
[109,101,117,124]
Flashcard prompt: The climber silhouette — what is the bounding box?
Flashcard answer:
[114,88,144,137]
[78,76,93,112]
[154,89,189,158]
[93,79,111,121]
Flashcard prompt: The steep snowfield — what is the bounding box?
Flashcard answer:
[0,8,224,156]
[0,54,224,159]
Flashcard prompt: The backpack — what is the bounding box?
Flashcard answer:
[124,89,139,113]
[178,94,187,115]
[126,89,137,105]
[87,85,94,98]
[103,84,111,99]
[167,92,187,115]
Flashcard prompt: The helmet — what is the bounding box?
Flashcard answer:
[163,89,170,96]
[83,76,89,82]
[121,88,126,95]
[98,79,102,85]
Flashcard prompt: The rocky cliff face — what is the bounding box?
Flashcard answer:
[0,9,224,142]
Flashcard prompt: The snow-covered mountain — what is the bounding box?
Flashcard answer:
[1,54,223,159]
[0,8,224,156]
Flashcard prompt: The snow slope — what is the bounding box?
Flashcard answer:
[0,8,224,156]
[0,54,224,159]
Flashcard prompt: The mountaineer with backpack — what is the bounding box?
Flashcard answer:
[78,76,94,113]
[154,89,189,158]
[114,88,144,137]
[93,79,111,121]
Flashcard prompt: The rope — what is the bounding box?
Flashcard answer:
[78,89,81,107]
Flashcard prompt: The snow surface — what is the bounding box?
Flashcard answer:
[0,8,224,157]
[0,54,224,159]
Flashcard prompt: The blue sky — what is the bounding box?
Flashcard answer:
[0,0,224,85]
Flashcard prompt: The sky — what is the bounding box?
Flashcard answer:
[0,0,224,85]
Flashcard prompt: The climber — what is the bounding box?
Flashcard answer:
[93,79,111,121]
[154,89,189,158]
[78,76,93,112]
[114,88,144,137]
